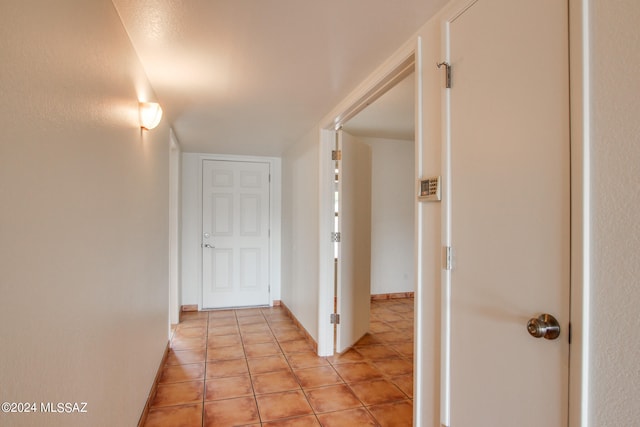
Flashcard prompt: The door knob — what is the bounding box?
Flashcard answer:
[203,243,215,249]
[527,314,560,340]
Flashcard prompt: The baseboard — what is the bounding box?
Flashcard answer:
[370,292,415,301]
[279,301,318,353]
[181,304,198,312]
[137,341,170,427]
[272,300,282,306]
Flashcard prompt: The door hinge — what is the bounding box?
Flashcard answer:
[443,246,453,270]
[330,313,341,324]
[437,62,451,88]
[332,150,342,161]
[331,232,341,243]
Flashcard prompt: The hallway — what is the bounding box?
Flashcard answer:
[143,298,414,426]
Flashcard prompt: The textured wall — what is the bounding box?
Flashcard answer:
[281,128,321,341]
[362,136,415,295]
[0,1,170,425]
[590,0,640,424]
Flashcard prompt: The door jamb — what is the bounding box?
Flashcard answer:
[169,130,181,332]
[568,1,590,426]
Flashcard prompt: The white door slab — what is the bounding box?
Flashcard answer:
[443,0,570,425]
[202,160,270,309]
[335,131,373,353]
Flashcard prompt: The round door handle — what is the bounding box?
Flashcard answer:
[203,243,215,249]
[527,314,560,340]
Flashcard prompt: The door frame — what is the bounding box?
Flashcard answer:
[568,1,591,426]
[169,130,181,330]
[195,154,282,309]
[317,33,425,412]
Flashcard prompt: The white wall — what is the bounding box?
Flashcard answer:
[0,2,170,426]
[281,128,320,341]
[589,0,640,424]
[360,136,415,295]
[180,153,281,309]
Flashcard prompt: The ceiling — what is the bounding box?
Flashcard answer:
[113,1,445,155]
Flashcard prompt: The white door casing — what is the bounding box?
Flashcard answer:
[169,131,181,327]
[202,160,270,309]
[442,0,570,425]
[335,131,372,353]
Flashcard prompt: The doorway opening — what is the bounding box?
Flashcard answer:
[319,49,417,359]
[316,39,425,421]
[333,70,416,355]
[341,72,416,303]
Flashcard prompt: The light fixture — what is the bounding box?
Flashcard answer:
[139,102,163,130]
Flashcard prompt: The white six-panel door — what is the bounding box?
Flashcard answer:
[202,160,270,309]
[443,0,570,425]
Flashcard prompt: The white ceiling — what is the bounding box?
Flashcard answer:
[113,1,445,155]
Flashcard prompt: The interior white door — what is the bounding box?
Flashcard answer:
[444,0,570,425]
[202,160,270,309]
[336,131,372,353]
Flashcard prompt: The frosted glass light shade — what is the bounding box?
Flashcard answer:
[139,102,163,130]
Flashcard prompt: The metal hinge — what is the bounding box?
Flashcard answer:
[330,313,341,324]
[332,150,342,161]
[443,246,453,270]
[331,232,341,243]
[437,62,451,88]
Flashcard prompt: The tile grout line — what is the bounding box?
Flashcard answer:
[250,309,265,425]
[201,313,209,427]
[263,313,320,424]
[260,307,317,425]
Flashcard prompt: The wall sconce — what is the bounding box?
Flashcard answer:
[139,102,163,130]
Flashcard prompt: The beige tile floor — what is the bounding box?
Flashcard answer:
[143,298,414,426]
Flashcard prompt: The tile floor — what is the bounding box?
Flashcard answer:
[143,298,414,426]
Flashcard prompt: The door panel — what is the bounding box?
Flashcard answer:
[445,0,570,425]
[202,160,270,309]
[212,194,233,235]
[213,249,232,290]
[239,195,261,235]
[336,131,372,353]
